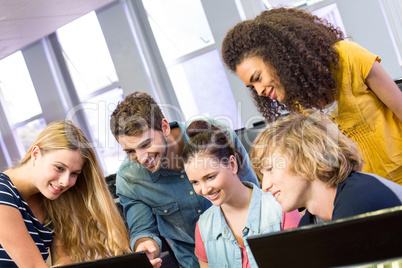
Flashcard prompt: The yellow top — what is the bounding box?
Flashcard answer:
[331,40,402,184]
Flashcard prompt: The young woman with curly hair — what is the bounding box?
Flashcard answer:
[0,120,130,267]
[222,7,402,184]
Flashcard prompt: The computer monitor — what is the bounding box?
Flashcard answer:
[247,206,402,267]
[58,252,152,268]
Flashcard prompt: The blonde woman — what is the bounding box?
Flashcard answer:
[251,111,402,226]
[0,120,130,267]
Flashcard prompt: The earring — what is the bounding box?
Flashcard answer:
[33,162,35,167]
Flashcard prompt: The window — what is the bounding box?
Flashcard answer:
[167,50,241,129]
[83,88,125,175]
[56,12,119,100]
[14,118,47,152]
[142,0,214,62]
[310,2,347,37]
[142,0,243,129]
[0,51,44,156]
[381,0,402,67]
[0,52,42,125]
[56,12,123,174]
[0,131,11,169]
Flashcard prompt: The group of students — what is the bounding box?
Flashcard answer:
[1,7,402,268]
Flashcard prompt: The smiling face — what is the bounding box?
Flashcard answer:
[260,152,309,212]
[118,126,169,173]
[236,56,285,103]
[184,155,238,207]
[33,148,84,200]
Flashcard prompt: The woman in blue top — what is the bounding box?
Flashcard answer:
[0,120,130,267]
[250,110,402,227]
[182,120,300,268]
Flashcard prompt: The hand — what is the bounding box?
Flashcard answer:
[149,257,162,268]
[135,239,162,268]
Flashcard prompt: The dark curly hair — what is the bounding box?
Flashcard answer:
[222,7,345,121]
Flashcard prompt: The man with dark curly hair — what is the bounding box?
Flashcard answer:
[222,7,402,184]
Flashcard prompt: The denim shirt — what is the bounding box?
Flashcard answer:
[116,119,259,268]
[198,183,282,268]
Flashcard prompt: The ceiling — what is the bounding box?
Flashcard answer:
[0,0,118,60]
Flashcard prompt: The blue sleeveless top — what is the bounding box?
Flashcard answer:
[198,182,283,268]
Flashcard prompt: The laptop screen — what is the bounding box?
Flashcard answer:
[58,252,152,268]
[247,206,402,267]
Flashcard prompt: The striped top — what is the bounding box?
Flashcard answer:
[0,173,54,267]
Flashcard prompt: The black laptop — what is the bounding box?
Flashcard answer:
[247,206,402,268]
[59,252,152,268]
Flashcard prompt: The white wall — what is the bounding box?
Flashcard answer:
[325,0,402,79]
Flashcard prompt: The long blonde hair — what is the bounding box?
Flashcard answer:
[250,110,363,187]
[20,120,130,262]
